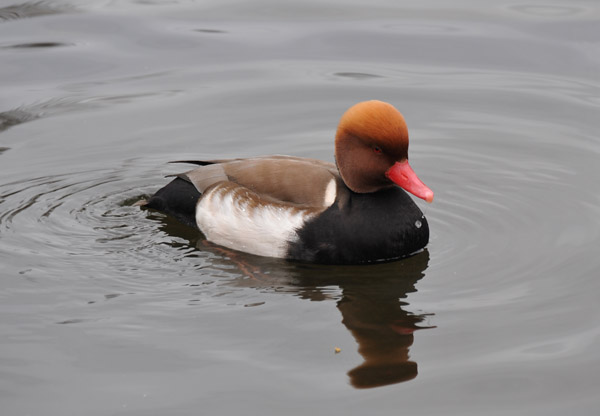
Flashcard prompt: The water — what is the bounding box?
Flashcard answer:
[1,1,599,414]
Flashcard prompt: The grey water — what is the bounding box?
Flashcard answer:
[1,1,599,414]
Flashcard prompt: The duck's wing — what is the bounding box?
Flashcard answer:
[176,156,340,208]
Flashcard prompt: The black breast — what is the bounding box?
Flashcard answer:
[286,186,429,264]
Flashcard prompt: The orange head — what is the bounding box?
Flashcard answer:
[335,100,433,202]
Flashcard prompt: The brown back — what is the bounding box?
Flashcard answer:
[182,156,339,208]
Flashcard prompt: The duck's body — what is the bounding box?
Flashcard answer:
[143,101,433,264]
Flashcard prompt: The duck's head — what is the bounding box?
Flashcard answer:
[335,100,434,202]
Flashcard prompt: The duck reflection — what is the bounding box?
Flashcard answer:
[336,254,432,388]
[149,213,434,389]
[291,253,433,388]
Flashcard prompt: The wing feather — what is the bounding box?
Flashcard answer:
[174,156,339,208]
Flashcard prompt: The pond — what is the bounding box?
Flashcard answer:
[1,1,599,414]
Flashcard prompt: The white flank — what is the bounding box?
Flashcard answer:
[195,185,314,258]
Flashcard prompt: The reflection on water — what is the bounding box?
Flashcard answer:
[152,213,434,388]
[337,256,433,388]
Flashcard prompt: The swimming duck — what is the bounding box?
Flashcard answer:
[142,100,433,264]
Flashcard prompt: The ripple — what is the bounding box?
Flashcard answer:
[509,5,585,18]
[0,1,74,22]
[332,72,383,80]
[194,28,227,34]
[0,162,178,283]
[381,22,463,35]
[2,41,74,49]
[0,108,39,132]
[0,90,181,132]
[415,125,600,311]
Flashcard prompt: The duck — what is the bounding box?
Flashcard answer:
[142,100,433,264]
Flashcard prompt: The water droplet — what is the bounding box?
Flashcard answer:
[415,220,422,228]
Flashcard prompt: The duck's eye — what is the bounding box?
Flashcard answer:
[373,146,382,154]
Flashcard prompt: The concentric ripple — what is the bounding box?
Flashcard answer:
[413,120,600,312]
[0,161,199,286]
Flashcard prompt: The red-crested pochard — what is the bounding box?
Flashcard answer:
[142,100,433,264]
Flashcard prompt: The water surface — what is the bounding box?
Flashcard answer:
[1,1,599,415]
